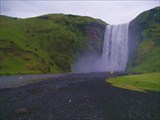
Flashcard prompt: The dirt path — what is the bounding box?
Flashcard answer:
[0,72,159,120]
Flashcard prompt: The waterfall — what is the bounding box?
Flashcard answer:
[102,23,129,71]
[73,23,129,73]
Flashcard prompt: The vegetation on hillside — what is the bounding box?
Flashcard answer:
[128,7,160,73]
[129,24,160,72]
[0,14,106,75]
[1,7,159,75]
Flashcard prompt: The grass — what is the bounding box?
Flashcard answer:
[106,72,160,92]
[0,14,106,75]
[128,17,160,73]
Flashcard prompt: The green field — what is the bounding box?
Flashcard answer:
[107,72,160,92]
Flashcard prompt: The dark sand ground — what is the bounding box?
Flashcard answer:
[0,72,159,120]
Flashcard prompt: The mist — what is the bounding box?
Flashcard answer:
[72,53,105,73]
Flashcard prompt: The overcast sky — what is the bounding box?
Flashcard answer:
[0,0,159,24]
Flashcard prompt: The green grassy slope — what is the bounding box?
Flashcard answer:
[0,14,106,75]
[128,23,160,72]
[107,72,160,92]
[0,16,61,75]
[128,7,160,73]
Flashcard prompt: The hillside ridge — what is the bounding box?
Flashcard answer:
[0,14,107,75]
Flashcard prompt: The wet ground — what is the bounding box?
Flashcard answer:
[0,72,160,120]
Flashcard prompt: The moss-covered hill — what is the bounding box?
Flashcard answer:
[127,7,160,73]
[0,14,106,75]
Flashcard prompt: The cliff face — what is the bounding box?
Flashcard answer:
[83,22,106,54]
[127,7,160,72]
[0,14,106,75]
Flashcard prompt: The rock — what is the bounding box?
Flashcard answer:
[84,95,87,98]
[15,108,28,115]
[69,99,72,103]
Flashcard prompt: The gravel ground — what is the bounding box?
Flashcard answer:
[0,72,160,120]
[0,74,64,89]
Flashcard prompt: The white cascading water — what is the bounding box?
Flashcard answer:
[102,23,129,71]
[73,23,129,73]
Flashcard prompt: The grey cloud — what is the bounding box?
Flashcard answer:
[0,1,159,24]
